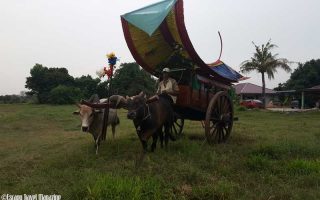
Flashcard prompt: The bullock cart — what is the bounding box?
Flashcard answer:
[120,0,244,144]
[82,0,244,145]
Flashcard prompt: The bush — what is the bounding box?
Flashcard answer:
[237,106,248,111]
[48,85,83,104]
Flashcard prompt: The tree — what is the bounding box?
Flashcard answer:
[97,81,110,98]
[111,62,156,96]
[25,64,74,103]
[74,75,100,99]
[276,59,320,108]
[283,59,320,90]
[240,40,291,107]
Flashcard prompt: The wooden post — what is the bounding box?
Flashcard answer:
[101,106,109,141]
[101,76,113,141]
[301,91,305,109]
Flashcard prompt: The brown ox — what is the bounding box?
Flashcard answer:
[111,92,175,153]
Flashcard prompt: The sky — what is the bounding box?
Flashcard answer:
[1,0,319,95]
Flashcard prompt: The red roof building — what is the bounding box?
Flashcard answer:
[233,83,276,105]
[234,83,276,95]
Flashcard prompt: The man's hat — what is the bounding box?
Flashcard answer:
[162,68,170,73]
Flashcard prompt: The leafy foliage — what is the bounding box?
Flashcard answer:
[74,75,100,99]
[0,94,33,104]
[282,59,320,90]
[96,81,110,98]
[48,85,83,104]
[25,64,75,103]
[274,59,320,107]
[111,62,156,96]
[24,62,157,104]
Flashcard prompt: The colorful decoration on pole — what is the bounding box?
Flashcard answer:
[96,52,119,79]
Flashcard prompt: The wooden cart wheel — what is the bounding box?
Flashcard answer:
[205,91,234,145]
[170,112,184,139]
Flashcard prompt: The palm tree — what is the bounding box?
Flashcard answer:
[240,40,291,108]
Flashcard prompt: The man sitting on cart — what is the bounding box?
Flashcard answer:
[156,68,179,104]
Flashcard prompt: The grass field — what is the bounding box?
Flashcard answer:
[0,104,320,199]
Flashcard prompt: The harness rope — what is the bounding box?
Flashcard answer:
[134,103,151,133]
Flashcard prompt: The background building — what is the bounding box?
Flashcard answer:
[234,83,276,104]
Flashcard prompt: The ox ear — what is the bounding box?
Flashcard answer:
[73,110,80,115]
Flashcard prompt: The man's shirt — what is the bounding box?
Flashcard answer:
[157,78,179,103]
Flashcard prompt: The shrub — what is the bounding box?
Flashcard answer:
[237,106,247,111]
[48,85,83,104]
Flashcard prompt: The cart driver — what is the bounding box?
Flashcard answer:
[156,68,179,104]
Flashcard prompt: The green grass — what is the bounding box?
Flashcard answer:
[0,104,320,199]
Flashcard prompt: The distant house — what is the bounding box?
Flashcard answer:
[275,84,320,109]
[305,85,320,93]
[304,85,320,108]
[233,83,276,104]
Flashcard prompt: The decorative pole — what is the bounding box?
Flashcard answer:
[96,52,119,142]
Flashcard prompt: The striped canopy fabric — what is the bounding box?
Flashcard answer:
[121,0,244,83]
[208,60,243,82]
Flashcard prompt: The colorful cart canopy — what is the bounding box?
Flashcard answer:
[121,0,243,83]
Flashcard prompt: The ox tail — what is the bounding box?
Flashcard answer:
[115,116,120,125]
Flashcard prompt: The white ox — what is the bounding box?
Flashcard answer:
[73,96,120,145]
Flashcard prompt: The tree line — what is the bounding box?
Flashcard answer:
[275,59,320,91]
[0,92,35,104]
[274,59,320,107]
[23,62,156,104]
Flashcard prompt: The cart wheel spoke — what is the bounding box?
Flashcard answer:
[205,91,234,145]
[222,127,229,140]
[210,122,218,132]
[174,121,183,128]
[173,123,178,134]
[218,128,223,143]
[171,113,184,139]
[213,127,219,142]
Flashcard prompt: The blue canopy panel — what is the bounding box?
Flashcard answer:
[122,0,177,36]
[208,61,242,82]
